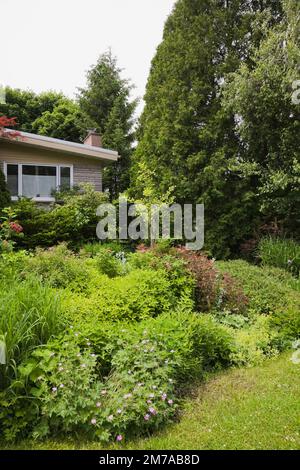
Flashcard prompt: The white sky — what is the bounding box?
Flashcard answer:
[1,0,176,115]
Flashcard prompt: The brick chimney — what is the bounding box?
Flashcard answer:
[84,129,102,148]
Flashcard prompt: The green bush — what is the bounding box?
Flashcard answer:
[12,185,109,249]
[23,244,93,292]
[63,269,177,323]
[218,260,300,316]
[0,250,29,283]
[258,237,300,277]
[94,249,126,278]
[127,252,195,302]
[225,315,280,367]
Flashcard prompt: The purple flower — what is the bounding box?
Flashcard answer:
[168,399,174,405]
[116,435,123,442]
[91,418,97,425]
[161,393,167,401]
[59,384,64,388]
[52,387,57,392]
[144,414,150,421]
[149,407,157,415]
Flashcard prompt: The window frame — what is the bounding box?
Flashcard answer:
[3,162,74,202]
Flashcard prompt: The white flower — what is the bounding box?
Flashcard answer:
[107,415,114,422]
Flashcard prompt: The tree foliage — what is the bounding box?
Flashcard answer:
[223,0,300,237]
[0,88,84,142]
[131,0,284,257]
[78,51,137,199]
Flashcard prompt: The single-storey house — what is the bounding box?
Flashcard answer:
[0,130,118,202]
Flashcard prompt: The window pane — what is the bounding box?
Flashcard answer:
[60,167,71,190]
[7,164,18,196]
[22,165,56,198]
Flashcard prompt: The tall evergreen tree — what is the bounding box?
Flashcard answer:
[131,0,283,257]
[224,0,300,238]
[78,51,137,199]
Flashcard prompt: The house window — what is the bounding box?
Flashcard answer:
[4,163,73,201]
[22,165,57,198]
[6,164,18,197]
[60,166,71,190]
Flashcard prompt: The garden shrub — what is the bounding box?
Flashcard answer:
[226,316,280,366]
[12,185,109,249]
[176,249,248,314]
[218,260,300,316]
[0,250,29,283]
[270,307,300,344]
[23,244,93,292]
[94,249,126,278]
[63,269,177,323]
[127,252,195,302]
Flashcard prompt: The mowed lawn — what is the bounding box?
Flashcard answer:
[1,352,299,451]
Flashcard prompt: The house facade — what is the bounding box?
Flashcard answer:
[0,130,118,202]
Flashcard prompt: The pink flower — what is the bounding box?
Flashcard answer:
[168,399,174,405]
[91,418,97,425]
[144,414,150,421]
[161,393,167,401]
[116,435,123,442]
[147,400,152,404]
[149,407,157,415]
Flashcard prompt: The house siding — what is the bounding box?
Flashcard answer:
[0,141,103,191]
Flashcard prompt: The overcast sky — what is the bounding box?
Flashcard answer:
[1,0,176,114]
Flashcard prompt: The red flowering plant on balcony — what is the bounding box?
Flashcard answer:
[0,207,24,252]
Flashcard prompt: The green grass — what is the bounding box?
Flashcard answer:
[258,237,300,277]
[1,352,299,450]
